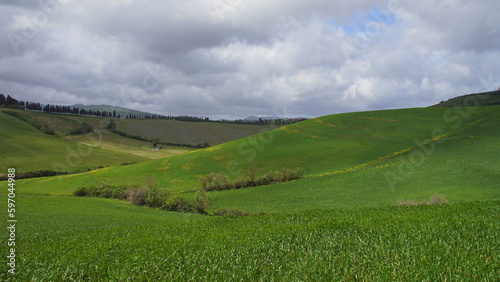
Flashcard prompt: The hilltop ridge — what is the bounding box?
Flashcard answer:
[431,89,500,108]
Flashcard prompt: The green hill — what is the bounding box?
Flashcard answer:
[0,109,277,162]
[2,102,499,280]
[0,111,146,174]
[431,89,500,107]
[4,109,278,147]
[17,105,500,211]
[111,118,280,147]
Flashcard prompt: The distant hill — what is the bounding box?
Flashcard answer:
[71,104,153,118]
[242,116,308,123]
[243,116,280,121]
[0,110,146,173]
[430,89,500,108]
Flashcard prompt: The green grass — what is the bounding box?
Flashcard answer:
[66,130,196,159]
[208,106,500,212]
[112,118,279,147]
[5,109,276,158]
[0,112,146,173]
[1,104,499,280]
[1,109,88,135]
[17,106,500,211]
[0,195,497,280]
[41,111,278,147]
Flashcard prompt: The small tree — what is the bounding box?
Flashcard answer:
[248,163,257,185]
[193,189,210,214]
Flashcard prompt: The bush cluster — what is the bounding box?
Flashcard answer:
[74,183,210,214]
[0,170,67,180]
[74,184,128,199]
[200,167,304,192]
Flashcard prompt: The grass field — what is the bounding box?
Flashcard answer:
[13,109,277,147]
[207,105,500,212]
[65,130,196,159]
[17,106,500,207]
[1,103,499,280]
[0,112,146,173]
[2,108,277,159]
[0,195,497,280]
[111,118,278,147]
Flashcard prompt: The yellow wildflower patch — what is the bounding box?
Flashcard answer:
[205,146,220,152]
[160,159,171,170]
[212,155,225,161]
[281,127,300,134]
[182,162,195,171]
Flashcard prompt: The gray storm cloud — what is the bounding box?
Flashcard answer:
[0,0,499,119]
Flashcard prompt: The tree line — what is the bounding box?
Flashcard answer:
[1,93,306,125]
[1,93,211,121]
[0,94,25,108]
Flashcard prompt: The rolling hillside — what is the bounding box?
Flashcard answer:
[17,105,500,211]
[4,108,278,147]
[0,111,146,174]
[110,118,280,147]
[2,103,499,280]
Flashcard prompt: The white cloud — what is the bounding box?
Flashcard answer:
[0,0,499,119]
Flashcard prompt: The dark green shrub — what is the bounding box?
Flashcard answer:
[200,167,304,192]
[17,170,66,179]
[232,177,251,189]
[163,194,194,213]
[73,187,88,197]
[199,173,215,190]
[200,173,231,191]
[111,186,128,200]
[73,182,205,214]
[145,187,169,208]
[73,184,128,199]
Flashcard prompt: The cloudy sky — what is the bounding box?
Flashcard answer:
[1,0,499,119]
